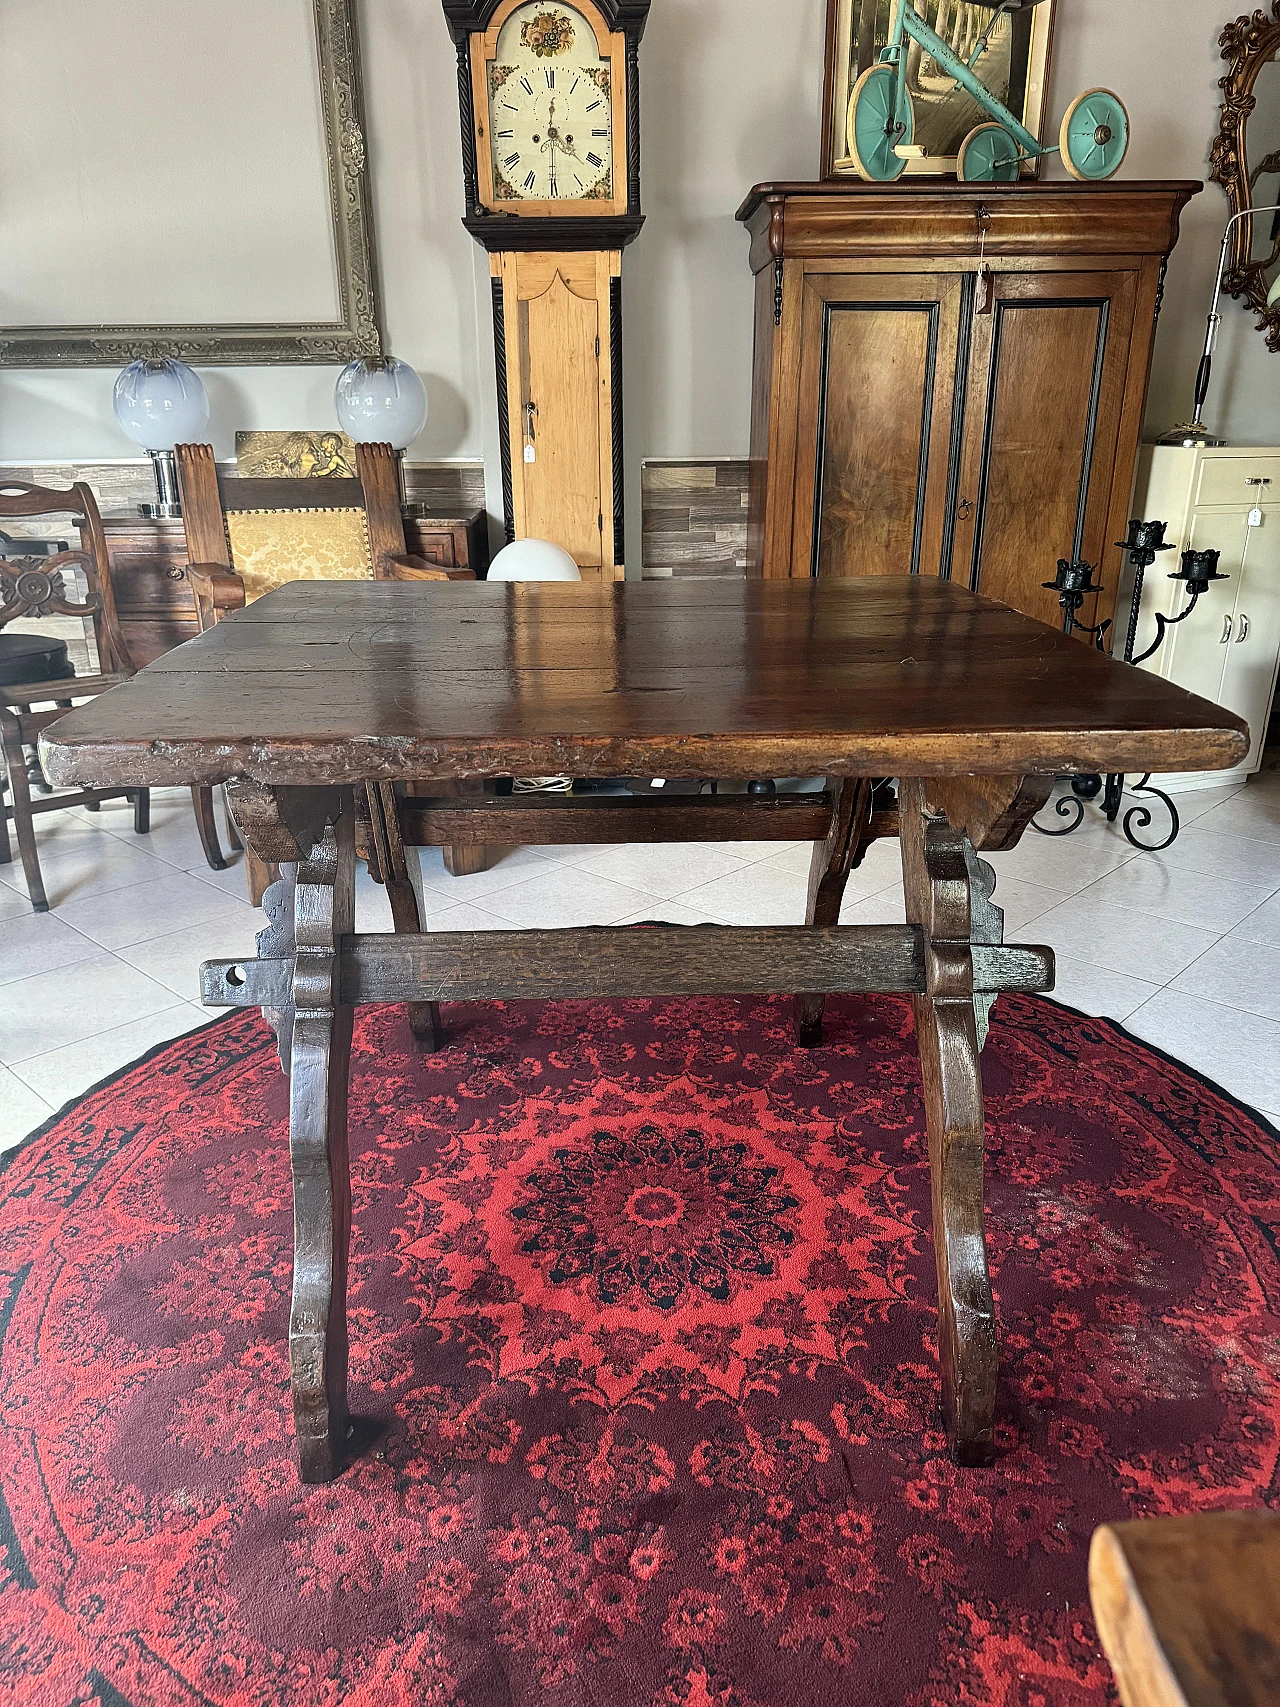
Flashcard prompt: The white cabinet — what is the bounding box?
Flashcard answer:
[1129,446,1280,789]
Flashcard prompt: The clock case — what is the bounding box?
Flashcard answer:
[443,0,651,576]
[442,0,651,253]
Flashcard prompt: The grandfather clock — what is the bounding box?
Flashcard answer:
[442,0,650,579]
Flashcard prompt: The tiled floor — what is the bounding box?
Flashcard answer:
[4,764,1280,1150]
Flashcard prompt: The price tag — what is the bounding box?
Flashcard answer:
[1248,505,1264,527]
[524,444,536,464]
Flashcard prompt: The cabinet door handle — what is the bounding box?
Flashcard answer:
[1236,613,1250,644]
[1220,615,1233,644]
[957,497,973,522]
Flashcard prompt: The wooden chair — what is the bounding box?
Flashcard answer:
[1090,1511,1280,1707]
[0,479,151,912]
[175,440,473,1049]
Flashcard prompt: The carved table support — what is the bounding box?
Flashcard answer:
[203,775,1056,1482]
[286,791,356,1483]
[899,775,1024,1467]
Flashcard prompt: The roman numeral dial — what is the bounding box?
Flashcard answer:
[484,2,615,206]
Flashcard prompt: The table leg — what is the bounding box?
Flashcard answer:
[795,778,878,1047]
[899,777,1000,1466]
[287,794,356,1483]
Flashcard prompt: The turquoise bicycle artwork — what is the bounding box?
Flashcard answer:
[846,0,1129,183]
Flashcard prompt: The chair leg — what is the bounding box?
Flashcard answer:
[0,771,11,865]
[443,843,489,877]
[246,848,278,909]
[132,788,151,835]
[367,782,441,1051]
[224,791,243,853]
[1,711,48,912]
[191,786,229,871]
[795,778,878,1048]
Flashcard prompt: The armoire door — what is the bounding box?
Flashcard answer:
[949,271,1139,631]
[791,272,964,580]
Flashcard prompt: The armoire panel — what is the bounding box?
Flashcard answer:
[792,272,962,580]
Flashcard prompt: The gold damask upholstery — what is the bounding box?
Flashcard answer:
[223,508,375,607]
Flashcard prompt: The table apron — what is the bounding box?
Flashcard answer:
[201,924,1054,1009]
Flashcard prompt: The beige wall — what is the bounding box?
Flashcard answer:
[0,0,1275,509]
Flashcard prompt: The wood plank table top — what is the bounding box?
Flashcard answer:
[40,577,1249,791]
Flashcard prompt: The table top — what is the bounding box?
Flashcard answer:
[40,577,1249,790]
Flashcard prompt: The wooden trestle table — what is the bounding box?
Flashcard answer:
[41,578,1248,1483]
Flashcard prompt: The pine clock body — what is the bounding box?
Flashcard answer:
[442,0,651,578]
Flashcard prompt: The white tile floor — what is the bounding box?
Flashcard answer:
[3,765,1280,1150]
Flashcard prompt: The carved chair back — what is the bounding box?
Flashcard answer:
[0,480,134,679]
[175,441,413,614]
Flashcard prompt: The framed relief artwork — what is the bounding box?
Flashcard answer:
[236,432,359,479]
[821,0,1056,179]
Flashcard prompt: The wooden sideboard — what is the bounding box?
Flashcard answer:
[86,510,490,667]
[737,179,1200,634]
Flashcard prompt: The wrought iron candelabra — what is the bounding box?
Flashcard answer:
[1034,520,1229,851]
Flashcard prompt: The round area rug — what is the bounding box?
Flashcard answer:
[0,993,1278,1707]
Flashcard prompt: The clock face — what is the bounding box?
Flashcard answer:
[487,3,615,204]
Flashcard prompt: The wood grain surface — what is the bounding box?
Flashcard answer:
[40,578,1249,789]
[1090,1511,1280,1707]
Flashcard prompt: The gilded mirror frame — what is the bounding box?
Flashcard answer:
[1211,0,1280,351]
[0,0,382,367]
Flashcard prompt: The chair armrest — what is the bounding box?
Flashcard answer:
[185,562,247,630]
[385,553,477,584]
[2,672,124,706]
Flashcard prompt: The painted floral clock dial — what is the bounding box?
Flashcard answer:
[488,3,615,202]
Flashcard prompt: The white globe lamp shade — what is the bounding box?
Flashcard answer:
[112,359,210,452]
[488,539,582,582]
[334,357,428,451]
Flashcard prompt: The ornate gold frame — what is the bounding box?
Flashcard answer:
[1211,1,1280,352]
[0,0,382,367]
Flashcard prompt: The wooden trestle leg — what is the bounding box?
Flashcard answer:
[285,794,356,1482]
[897,774,1050,1467]
[795,778,879,1047]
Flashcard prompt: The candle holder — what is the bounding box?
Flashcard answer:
[1042,558,1113,649]
[1032,525,1228,852]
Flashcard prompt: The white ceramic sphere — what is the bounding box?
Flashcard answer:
[113,359,210,452]
[488,539,582,582]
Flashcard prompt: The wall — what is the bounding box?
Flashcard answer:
[0,0,1275,535]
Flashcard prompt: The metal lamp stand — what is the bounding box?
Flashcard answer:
[1033,521,1229,851]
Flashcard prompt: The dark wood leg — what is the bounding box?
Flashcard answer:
[288,794,355,1483]
[443,842,489,877]
[366,783,441,1050]
[132,788,150,835]
[899,776,1004,1467]
[0,770,11,865]
[224,792,243,853]
[246,847,278,908]
[1,710,48,912]
[795,777,878,1047]
[191,785,230,870]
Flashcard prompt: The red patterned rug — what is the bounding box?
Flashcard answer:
[1,992,1278,1707]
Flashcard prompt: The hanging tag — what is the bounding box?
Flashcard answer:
[1248,505,1264,528]
[524,444,536,464]
[974,206,993,315]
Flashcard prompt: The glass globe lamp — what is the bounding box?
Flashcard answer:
[334,357,428,510]
[113,359,210,517]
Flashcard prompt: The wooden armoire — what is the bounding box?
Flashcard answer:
[738,180,1199,633]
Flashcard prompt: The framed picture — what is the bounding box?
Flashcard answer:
[821,0,1056,180]
[236,432,359,479]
